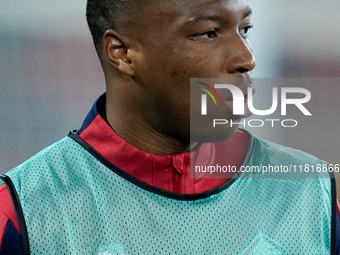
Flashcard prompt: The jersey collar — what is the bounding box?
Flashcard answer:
[76,93,251,194]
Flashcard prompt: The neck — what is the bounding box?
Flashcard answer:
[106,92,193,155]
[106,112,193,155]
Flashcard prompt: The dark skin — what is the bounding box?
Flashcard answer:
[101,0,256,155]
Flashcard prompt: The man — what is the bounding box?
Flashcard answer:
[0,0,338,254]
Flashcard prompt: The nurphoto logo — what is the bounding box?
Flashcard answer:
[196,81,312,128]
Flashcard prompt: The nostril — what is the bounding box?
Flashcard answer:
[235,67,249,73]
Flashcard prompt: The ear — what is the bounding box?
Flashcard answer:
[103,29,135,77]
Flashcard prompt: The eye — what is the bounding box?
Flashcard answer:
[189,29,218,42]
[240,24,253,38]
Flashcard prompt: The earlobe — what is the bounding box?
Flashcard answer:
[103,30,135,77]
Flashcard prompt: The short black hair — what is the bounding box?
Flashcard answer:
[86,0,154,55]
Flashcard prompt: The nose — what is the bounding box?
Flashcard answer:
[226,36,256,74]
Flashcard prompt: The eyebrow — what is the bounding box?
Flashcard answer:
[187,15,223,25]
[187,8,253,25]
[243,8,253,19]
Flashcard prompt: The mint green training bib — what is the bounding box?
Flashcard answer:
[1,135,335,254]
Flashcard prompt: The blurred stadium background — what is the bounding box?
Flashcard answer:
[1,0,340,194]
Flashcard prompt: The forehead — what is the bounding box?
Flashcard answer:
[135,0,250,29]
[156,0,250,20]
[122,0,251,41]
[171,0,249,12]
[174,0,250,26]
[128,0,249,24]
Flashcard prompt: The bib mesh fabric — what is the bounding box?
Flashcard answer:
[1,136,332,254]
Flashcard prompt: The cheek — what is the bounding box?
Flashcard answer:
[169,54,222,80]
